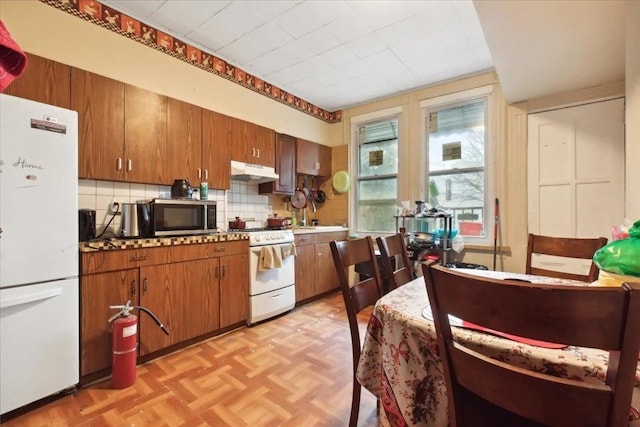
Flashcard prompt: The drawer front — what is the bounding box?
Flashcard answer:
[168,243,211,263]
[315,231,348,244]
[294,234,317,246]
[81,250,130,275]
[207,240,248,257]
[130,247,168,266]
[81,247,168,274]
[228,240,248,255]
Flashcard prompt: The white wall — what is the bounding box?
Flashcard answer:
[626,2,640,221]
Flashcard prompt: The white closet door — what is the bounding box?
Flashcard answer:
[528,98,625,240]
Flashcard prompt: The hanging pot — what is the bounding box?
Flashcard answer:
[290,188,307,209]
[315,189,327,204]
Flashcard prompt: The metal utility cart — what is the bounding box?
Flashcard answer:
[395,212,453,265]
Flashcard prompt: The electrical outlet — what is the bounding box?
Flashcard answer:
[109,201,121,215]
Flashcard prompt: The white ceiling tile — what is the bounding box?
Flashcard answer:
[243,0,300,21]
[347,1,432,31]
[274,0,352,38]
[249,40,311,75]
[318,45,359,68]
[324,12,374,43]
[345,32,387,59]
[149,1,231,37]
[100,0,164,19]
[218,34,267,65]
[298,27,343,56]
[187,20,235,53]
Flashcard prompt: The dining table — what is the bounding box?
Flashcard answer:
[356,269,640,427]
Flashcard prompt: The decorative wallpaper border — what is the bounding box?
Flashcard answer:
[42,0,343,124]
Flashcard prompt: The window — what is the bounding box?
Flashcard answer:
[355,118,399,233]
[424,94,491,241]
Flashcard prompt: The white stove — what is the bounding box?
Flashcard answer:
[246,229,294,247]
[241,228,296,325]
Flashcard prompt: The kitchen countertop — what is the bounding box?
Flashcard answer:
[79,233,249,252]
[292,226,348,234]
[78,227,348,252]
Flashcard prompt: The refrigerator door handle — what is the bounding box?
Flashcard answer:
[0,287,63,309]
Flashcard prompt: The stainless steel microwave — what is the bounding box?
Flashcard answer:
[150,199,217,237]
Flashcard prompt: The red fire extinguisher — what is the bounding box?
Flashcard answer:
[108,300,169,389]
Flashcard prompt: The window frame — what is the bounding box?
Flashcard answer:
[420,85,495,245]
[350,106,403,236]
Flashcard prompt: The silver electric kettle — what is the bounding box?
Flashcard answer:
[121,202,151,238]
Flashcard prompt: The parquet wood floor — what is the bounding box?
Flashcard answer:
[2,292,379,426]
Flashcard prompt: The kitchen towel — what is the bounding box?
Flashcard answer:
[259,246,282,271]
[280,242,297,259]
[0,20,27,91]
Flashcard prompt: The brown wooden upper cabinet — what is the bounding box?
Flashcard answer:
[202,110,231,190]
[72,69,126,181]
[259,133,296,194]
[73,71,166,184]
[165,98,202,185]
[230,117,275,167]
[4,53,71,109]
[124,84,167,184]
[296,138,332,177]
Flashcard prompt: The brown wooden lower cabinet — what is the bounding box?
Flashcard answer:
[220,253,249,328]
[294,231,347,304]
[80,268,137,377]
[79,240,248,380]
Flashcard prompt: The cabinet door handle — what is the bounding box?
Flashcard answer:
[222,265,226,278]
[117,157,122,171]
[204,169,209,180]
[197,168,202,179]
[143,278,148,294]
[251,147,256,157]
[127,159,132,171]
[256,148,260,158]
[215,247,226,252]
[131,280,137,296]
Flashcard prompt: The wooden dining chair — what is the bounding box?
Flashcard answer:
[330,236,385,427]
[376,233,414,292]
[526,233,608,282]
[422,261,640,427]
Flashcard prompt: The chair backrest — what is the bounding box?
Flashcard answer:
[330,236,384,350]
[330,236,385,427]
[376,233,414,292]
[422,262,640,427]
[526,233,608,282]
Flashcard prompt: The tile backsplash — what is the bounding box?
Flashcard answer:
[78,179,271,237]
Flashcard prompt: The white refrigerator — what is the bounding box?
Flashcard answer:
[0,94,79,415]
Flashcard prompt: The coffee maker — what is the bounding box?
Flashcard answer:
[78,209,96,241]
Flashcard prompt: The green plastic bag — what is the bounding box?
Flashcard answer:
[593,219,640,277]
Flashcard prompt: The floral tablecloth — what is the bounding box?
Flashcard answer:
[356,269,640,426]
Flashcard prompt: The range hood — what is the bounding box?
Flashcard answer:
[230,160,279,184]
